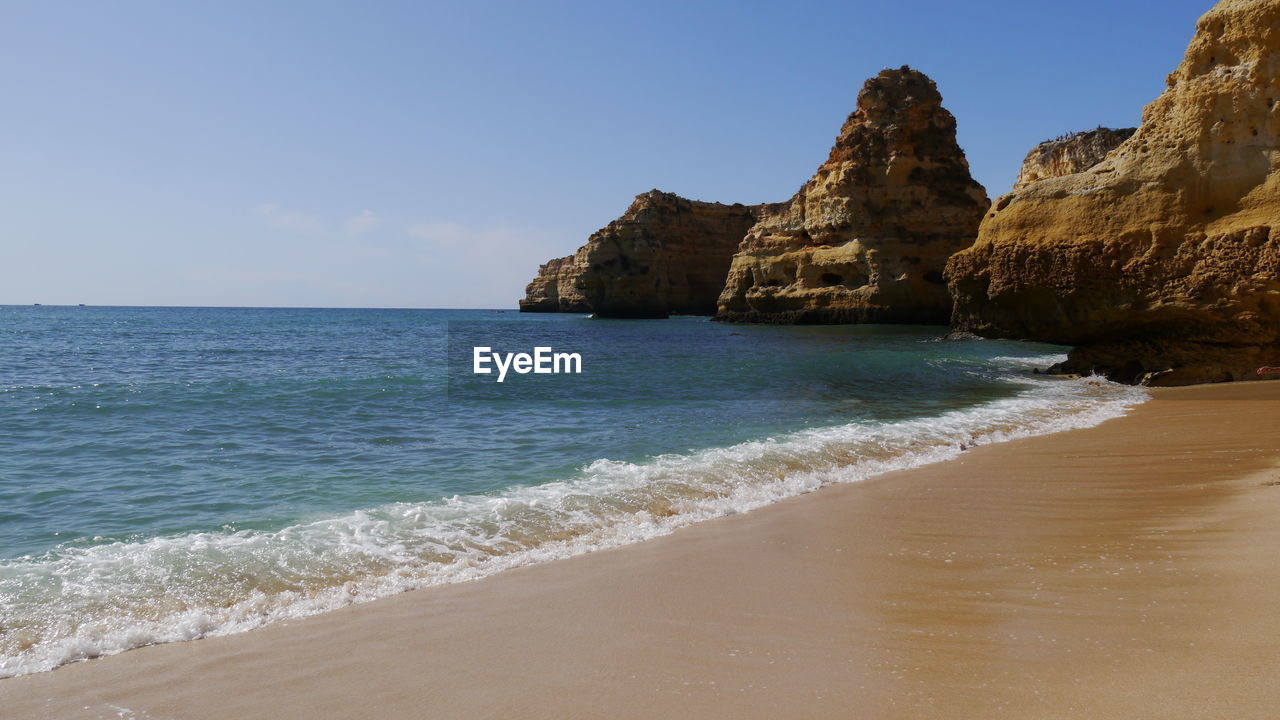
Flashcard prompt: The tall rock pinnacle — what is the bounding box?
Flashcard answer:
[715,66,989,324]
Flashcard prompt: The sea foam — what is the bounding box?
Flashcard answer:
[0,373,1146,678]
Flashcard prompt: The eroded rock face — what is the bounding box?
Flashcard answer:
[519,191,766,318]
[518,256,589,313]
[715,67,989,324]
[946,0,1280,385]
[1012,127,1136,190]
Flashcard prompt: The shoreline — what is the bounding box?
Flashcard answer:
[4,381,1278,718]
[0,367,1138,680]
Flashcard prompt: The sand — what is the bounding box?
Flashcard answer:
[3,381,1278,719]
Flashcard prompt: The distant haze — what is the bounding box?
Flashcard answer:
[1,1,1210,308]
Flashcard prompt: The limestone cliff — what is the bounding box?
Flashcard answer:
[519,191,766,318]
[1012,127,1136,190]
[946,0,1280,385]
[715,67,989,324]
[518,255,589,313]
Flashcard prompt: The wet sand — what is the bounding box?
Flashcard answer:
[4,381,1278,719]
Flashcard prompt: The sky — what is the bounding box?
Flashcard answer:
[1,0,1216,309]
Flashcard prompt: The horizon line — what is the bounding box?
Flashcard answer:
[0,303,518,312]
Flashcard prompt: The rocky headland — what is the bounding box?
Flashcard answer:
[520,255,587,314]
[946,0,1280,385]
[714,67,989,324]
[1012,127,1136,190]
[519,191,769,318]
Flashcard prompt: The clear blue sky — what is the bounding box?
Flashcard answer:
[1,0,1213,308]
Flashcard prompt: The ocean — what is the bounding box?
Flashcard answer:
[0,306,1147,677]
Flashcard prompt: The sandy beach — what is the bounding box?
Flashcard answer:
[3,380,1278,719]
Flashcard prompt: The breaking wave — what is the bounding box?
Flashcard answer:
[0,374,1145,678]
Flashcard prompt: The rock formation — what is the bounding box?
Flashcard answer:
[1012,127,1136,190]
[946,0,1280,385]
[519,255,589,313]
[714,67,989,324]
[518,191,767,318]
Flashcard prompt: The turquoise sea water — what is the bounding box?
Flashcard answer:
[0,306,1146,676]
